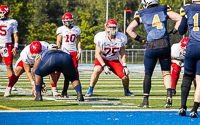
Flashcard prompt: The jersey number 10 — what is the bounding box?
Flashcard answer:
[65,34,76,42]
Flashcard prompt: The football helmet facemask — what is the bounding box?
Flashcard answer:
[105,19,118,36]
[62,13,74,27]
[0,5,10,20]
[141,0,159,9]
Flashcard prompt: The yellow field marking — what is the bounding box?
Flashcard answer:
[0,105,19,110]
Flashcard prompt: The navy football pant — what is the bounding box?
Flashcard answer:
[144,47,171,74]
[35,52,78,81]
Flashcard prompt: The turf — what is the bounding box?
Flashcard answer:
[0,64,196,111]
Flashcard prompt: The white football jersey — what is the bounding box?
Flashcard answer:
[18,41,49,66]
[56,25,81,52]
[94,31,127,61]
[171,42,185,61]
[0,19,18,44]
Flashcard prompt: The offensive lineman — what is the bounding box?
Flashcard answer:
[33,45,84,102]
[126,0,182,108]
[85,19,135,97]
[0,5,19,89]
[56,13,82,97]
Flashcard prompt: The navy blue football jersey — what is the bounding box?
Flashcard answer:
[180,4,200,42]
[134,5,171,41]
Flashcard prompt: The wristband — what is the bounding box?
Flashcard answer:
[31,81,35,85]
[123,63,127,67]
[78,48,82,53]
[14,43,18,48]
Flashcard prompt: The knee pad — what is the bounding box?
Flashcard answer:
[181,73,195,88]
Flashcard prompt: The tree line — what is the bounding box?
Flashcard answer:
[1,0,191,49]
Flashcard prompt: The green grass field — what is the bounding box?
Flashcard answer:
[0,64,196,111]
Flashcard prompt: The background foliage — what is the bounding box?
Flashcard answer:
[0,0,191,49]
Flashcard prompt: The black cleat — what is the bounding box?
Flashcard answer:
[60,91,68,98]
[179,108,186,116]
[77,91,84,101]
[138,100,149,108]
[164,97,172,108]
[172,89,176,96]
[190,111,198,118]
[35,92,43,101]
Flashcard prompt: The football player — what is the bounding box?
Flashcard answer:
[126,0,182,108]
[85,19,134,97]
[33,45,84,102]
[178,0,200,118]
[4,41,58,97]
[0,5,19,90]
[56,13,81,97]
[171,37,189,95]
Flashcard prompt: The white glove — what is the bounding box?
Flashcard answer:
[102,64,111,75]
[123,66,130,76]
[1,47,8,57]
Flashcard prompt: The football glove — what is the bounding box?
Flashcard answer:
[168,28,178,35]
[123,66,130,76]
[173,60,184,67]
[1,47,8,57]
[102,65,111,75]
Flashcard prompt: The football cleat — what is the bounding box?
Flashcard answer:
[124,89,135,96]
[85,91,93,97]
[172,89,176,96]
[60,91,68,98]
[35,92,43,101]
[164,97,172,108]
[11,86,17,91]
[179,108,186,116]
[189,111,198,118]
[138,101,149,108]
[4,87,11,97]
[77,91,84,101]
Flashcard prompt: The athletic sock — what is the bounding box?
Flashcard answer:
[88,86,94,93]
[51,83,56,87]
[35,85,41,92]
[143,95,149,102]
[74,84,81,93]
[167,88,172,98]
[8,74,19,87]
[171,70,180,89]
[191,102,199,113]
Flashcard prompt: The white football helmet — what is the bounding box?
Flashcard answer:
[141,0,159,9]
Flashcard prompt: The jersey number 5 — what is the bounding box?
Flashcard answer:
[193,13,199,31]
[65,34,76,42]
[152,14,163,29]
[0,25,7,36]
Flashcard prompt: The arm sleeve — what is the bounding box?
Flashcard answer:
[178,16,188,35]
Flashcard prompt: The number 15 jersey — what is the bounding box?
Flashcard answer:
[56,25,81,52]
[94,31,127,61]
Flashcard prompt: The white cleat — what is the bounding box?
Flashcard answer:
[52,87,59,97]
[12,86,17,91]
[4,87,12,97]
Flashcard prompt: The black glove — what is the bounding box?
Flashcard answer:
[168,28,178,35]
[134,35,146,43]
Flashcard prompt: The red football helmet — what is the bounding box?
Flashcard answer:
[30,41,42,54]
[62,13,74,26]
[0,5,10,19]
[180,37,189,49]
[105,19,118,35]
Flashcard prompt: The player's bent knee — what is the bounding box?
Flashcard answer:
[181,72,195,88]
